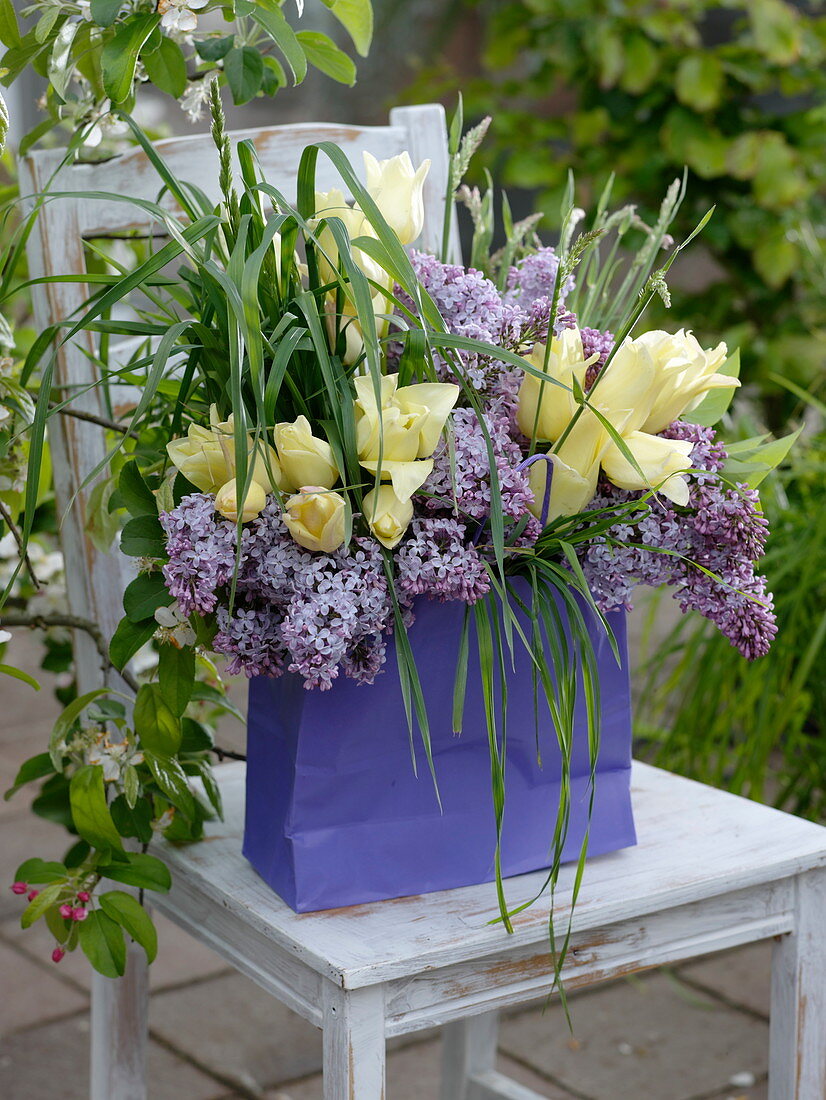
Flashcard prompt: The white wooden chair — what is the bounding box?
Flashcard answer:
[19,107,826,1100]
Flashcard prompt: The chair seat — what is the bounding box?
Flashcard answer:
[151,760,826,1038]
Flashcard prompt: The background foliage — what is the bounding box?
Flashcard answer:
[407,0,825,427]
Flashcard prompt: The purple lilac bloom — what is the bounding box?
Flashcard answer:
[579,423,776,659]
[581,327,615,389]
[393,251,521,391]
[396,518,490,604]
[506,247,575,311]
[161,497,395,688]
[423,407,534,528]
[160,493,239,615]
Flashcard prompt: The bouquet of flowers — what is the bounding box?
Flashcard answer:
[6,92,788,976]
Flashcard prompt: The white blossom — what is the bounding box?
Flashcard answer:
[158,0,208,34]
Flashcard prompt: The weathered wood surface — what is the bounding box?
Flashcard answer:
[19,104,460,261]
[152,761,826,993]
[769,867,826,1099]
[150,759,826,1094]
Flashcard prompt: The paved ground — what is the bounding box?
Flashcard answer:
[0,631,773,1099]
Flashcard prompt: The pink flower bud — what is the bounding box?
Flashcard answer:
[76,891,90,903]
[51,946,65,963]
[27,890,39,901]
[11,881,27,895]
[71,907,88,922]
[59,903,73,919]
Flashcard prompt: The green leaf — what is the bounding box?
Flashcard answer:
[689,349,741,427]
[145,752,196,819]
[49,689,109,770]
[295,31,356,85]
[99,890,158,963]
[0,0,21,49]
[20,883,64,929]
[158,644,195,717]
[109,615,156,672]
[79,910,126,978]
[195,34,234,61]
[109,793,153,843]
[250,4,307,84]
[118,460,157,517]
[120,514,166,557]
[46,905,72,944]
[723,427,802,488]
[261,54,286,94]
[70,766,125,854]
[90,0,124,27]
[97,852,171,892]
[47,19,80,99]
[123,572,172,623]
[143,36,187,98]
[180,717,214,753]
[5,753,55,801]
[14,857,66,884]
[675,54,724,113]
[134,683,182,755]
[321,0,373,57]
[0,663,41,690]
[223,45,264,105]
[750,0,801,64]
[101,12,160,103]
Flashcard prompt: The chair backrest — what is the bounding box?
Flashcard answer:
[19,104,460,693]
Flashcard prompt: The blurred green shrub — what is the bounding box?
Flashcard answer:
[635,419,826,820]
[407,0,826,424]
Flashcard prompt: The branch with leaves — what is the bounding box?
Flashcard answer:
[0,0,374,152]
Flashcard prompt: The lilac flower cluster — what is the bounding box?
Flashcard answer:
[581,327,615,389]
[393,251,521,391]
[579,423,776,659]
[506,247,575,311]
[423,407,534,526]
[395,249,574,395]
[162,496,395,688]
[160,493,239,615]
[396,518,490,603]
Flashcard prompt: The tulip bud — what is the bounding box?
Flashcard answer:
[214,478,268,524]
[363,151,430,245]
[362,485,414,549]
[283,488,347,553]
[274,416,339,491]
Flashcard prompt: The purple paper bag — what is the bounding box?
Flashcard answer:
[243,581,636,912]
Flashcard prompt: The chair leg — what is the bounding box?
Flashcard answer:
[90,944,149,1100]
[322,984,386,1099]
[441,1012,545,1100]
[769,867,826,1099]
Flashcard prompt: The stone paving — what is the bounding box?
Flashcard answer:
[0,632,773,1099]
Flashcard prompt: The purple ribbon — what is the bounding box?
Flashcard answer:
[471,452,555,546]
[517,452,555,528]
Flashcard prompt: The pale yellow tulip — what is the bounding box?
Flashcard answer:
[354,373,459,502]
[362,484,414,549]
[363,150,430,245]
[274,416,339,491]
[283,488,347,553]
[214,478,268,523]
[516,329,598,443]
[631,329,733,433]
[166,407,282,494]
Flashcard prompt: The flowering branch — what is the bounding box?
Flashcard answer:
[0,498,42,591]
